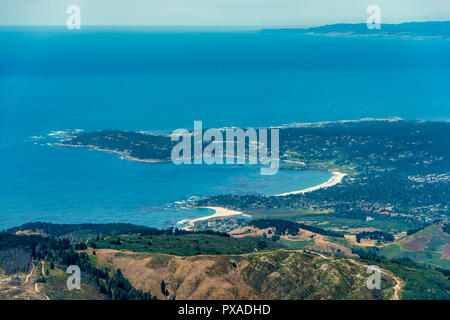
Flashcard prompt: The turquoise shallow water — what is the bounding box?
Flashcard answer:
[1,28,449,230]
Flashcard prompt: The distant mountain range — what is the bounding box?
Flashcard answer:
[263,21,450,39]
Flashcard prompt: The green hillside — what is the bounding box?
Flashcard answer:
[379,222,450,269]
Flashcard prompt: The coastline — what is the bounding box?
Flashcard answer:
[53,143,168,163]
[55,141,346,226]
[276,171,347,196]
[185,206,250,228]
[185,171,346,227]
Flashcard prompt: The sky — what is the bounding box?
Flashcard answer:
[0,0,449,27]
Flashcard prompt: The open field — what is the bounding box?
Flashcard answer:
[244,208,422,234]
[0,263,42,300]
[0,260,100,300]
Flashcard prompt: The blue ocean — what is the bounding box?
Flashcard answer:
[1,27,450,230]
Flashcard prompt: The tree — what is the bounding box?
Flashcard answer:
[257,240,268,249]
[161,280,169,296]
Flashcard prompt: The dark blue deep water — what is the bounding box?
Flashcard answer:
[1,27,449,230]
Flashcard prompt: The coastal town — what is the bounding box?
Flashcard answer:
[52,120,449,232]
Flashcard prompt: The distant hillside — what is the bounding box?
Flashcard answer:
[263,21,450,39]
[379,222,450,269]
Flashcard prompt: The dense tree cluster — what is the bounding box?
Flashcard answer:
[443,223,450,235]
[62,130,174,160]
[0,233,71,259]
[6,222,230,241]
[249,219,344,238]
[406,224,432,236]
[0,248,32,274]
[355,231,395,243]
[6,222,161,238]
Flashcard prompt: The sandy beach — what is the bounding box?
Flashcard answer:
[186,206,249,227]
[186,171,346,226]
[276,171,347,196]
[282,159,306,165]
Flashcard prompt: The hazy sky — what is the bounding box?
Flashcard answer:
[1,0,449,26]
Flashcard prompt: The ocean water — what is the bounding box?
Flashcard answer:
[0,137,332,230]
[1,27,450,230]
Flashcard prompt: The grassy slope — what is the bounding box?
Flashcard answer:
[88,232,398,300]
[361,257,450,300]
[379,222,450,269]
[36,261,103,300]
[89,233,281,256]
[89,248,396,300]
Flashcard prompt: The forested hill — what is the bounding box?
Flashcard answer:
[57,120,450,175]
[262,21,450,39]
[5,222,229,241]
